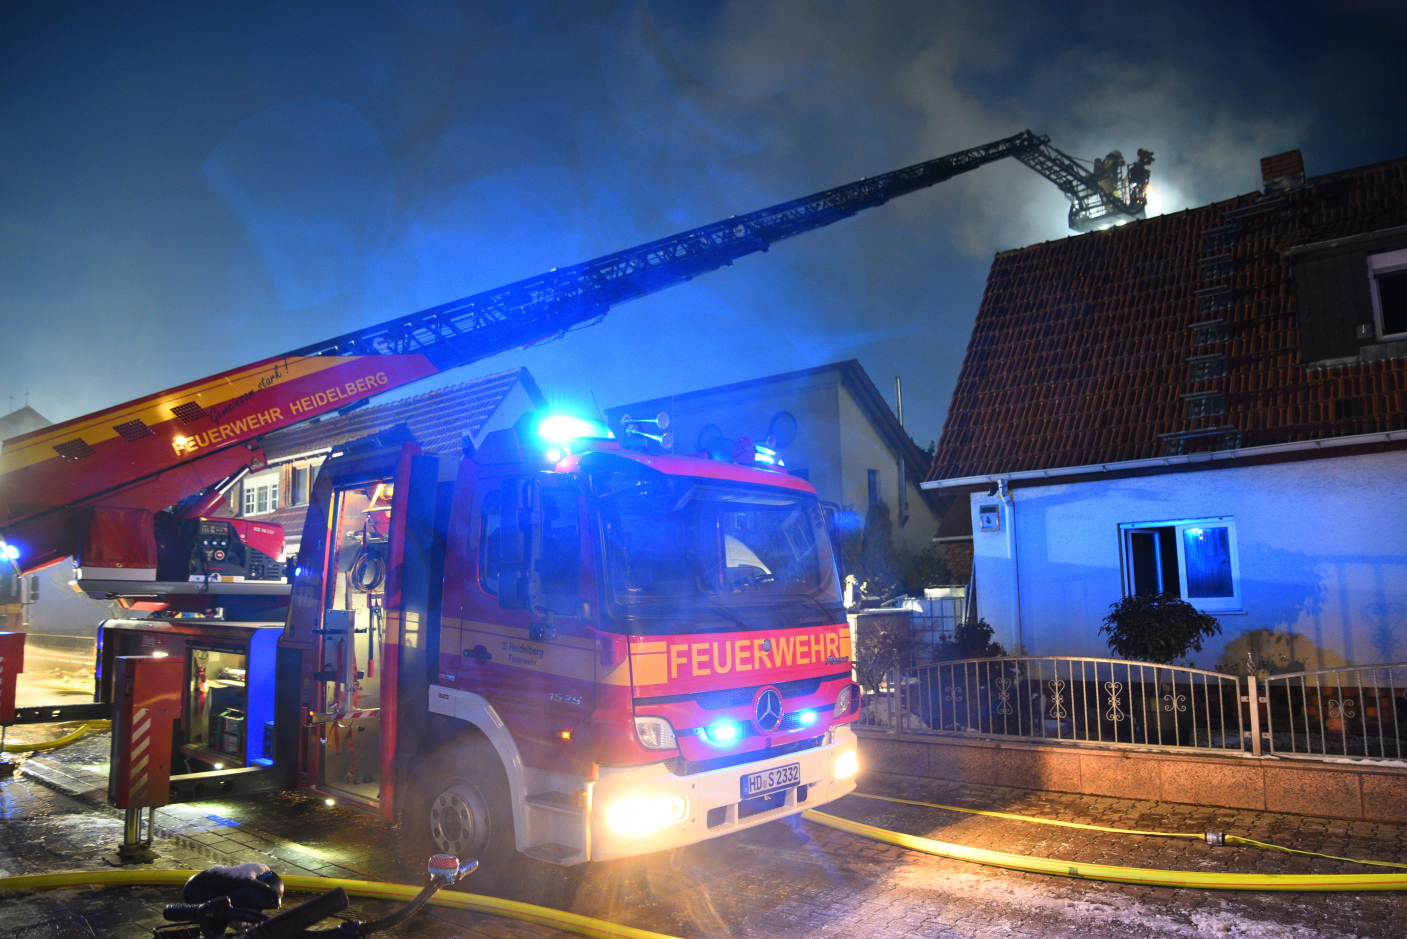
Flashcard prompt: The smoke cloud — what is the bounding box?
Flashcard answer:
[1,1,1402,450]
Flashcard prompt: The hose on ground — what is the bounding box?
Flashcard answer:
[0,870,684,939]
[803,809,1407,891]
[3,720,110,753]
[850,791,1407,872]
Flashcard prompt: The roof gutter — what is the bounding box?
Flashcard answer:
[261,447,333,466]
[921,428,1407,490]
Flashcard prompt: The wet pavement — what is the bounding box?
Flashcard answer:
[1,725,1405,938]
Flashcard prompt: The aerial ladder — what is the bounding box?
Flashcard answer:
[0,129,1151,583]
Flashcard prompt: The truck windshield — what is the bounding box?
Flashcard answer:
[592,470,842,629]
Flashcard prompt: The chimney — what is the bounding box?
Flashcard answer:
[1260,150,1306,195]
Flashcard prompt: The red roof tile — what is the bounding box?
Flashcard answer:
[930,155,1407,480]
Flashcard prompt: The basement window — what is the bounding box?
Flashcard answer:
[1120,518,1240,612]
[1370,248,1407,340]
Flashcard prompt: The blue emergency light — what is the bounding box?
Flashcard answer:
[538,414,612,443]
[702,722,741,745]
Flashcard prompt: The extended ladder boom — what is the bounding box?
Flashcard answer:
[0,129,1144,572]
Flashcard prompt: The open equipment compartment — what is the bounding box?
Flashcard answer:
[97,618,280,771]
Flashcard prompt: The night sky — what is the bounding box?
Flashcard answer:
[3,1,1404,450]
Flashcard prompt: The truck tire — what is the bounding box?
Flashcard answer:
[402,742,520,891]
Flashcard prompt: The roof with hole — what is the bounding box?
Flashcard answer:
[928,154,1407,482]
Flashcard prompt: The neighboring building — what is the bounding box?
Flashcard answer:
[225,368,545,556]
[0,406,51,443]
[606,360,941,556]
[1,405,123,639]
[924,150,1407,670]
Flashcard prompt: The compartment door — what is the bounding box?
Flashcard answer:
[315,476,395,804]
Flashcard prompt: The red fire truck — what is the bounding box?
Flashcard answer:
[284,411,859,875]
[0,131,1144,879]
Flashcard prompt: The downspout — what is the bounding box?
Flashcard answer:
[998,479,1024,654]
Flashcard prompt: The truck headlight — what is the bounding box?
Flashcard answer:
[834,750,858,779]
[634,716,678,750]
[833,683,854,718]
[606,795,689,835]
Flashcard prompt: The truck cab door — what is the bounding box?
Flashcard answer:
[457,473,595,776]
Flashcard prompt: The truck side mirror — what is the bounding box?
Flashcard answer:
[499,478,541,566]
[820,501,846,580]
[498,478,542,612]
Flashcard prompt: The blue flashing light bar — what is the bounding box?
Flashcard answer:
[797,710,818,726]
[538,414,614,444]
[751,444,785,468]
[0,541,19,561]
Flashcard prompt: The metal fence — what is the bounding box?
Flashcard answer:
[881,590,966,664]
[859,656,1246,752]
[1261,664,1407,760]
[859,656,1407,764]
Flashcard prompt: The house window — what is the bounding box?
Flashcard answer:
[243,474,280,516]
[292,466,311,506]
[1121,518,1240,612]
[867,469,879,506]
[1369,248,1407,339]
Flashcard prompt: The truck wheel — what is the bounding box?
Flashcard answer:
[404,747,519,891]
[428,777,497,862]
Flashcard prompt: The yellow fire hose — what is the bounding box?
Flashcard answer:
[848,791,1407,871]
[2,720,110,753]
[1,787,1405,938]
[0,869,683,939]
[802,809,1407,892]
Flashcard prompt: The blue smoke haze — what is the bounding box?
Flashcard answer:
[1,1,1404,450]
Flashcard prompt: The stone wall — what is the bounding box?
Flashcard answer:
[857,730,1407,824]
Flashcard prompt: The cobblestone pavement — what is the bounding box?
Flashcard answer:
[1,728,1405,938]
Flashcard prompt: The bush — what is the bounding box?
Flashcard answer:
[937,617,1006,661]
[852,616,917,692]
[903,544,952,594]
[841,500,905,603]
[1099,594,1222,664]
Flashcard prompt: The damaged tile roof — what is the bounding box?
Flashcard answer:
[930,154,1407,481]
[261,367,544,462]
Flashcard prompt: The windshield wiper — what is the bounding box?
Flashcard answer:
[795,591,846,625]
[696,597,757,631]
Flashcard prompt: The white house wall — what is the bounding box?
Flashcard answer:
[472,381,539,448]
[837,387,939,556]
[970,450,1407,669]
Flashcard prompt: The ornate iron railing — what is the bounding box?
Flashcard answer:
[858,656,1407,764]
[859,656,1246,753]
[1261,664,1407,760]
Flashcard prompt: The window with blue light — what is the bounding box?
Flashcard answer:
[1120,517,1240,612]
[1182,527,1233,599]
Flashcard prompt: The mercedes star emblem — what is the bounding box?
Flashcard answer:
[755,687,783,733]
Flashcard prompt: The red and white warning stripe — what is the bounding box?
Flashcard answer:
[129,707,151,801]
